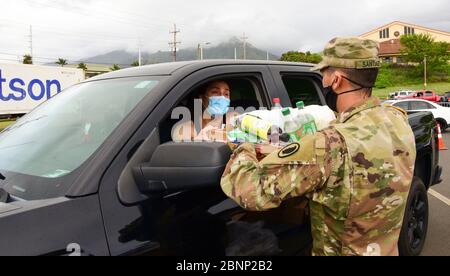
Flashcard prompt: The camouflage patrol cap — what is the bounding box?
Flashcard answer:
[311,37,381,71]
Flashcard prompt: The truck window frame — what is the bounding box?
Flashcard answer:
[160,74,266,144]
[267,65,325,108]
[98,65,281,255]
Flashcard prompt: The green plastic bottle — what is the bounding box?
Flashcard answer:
[282,108,302,142]
[296,101,317,136]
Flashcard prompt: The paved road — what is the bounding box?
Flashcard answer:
[422,131,450,256]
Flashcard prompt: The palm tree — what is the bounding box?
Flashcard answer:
[56,58,68,67]
[77,62,88,71]
[110,64,121,71]
[131,61,139,67]
[23,55,33,64]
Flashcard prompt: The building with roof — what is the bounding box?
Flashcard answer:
[359,21,450,63]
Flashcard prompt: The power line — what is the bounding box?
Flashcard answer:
[0,51,130,66]
[0,19,142,41]
[0,18,178,60]
[0,52,22,57]
[1,24,171,47]
[0,58,22,62]
[169,24,181,62]
[21,0,174,31]
[32,27,140,42]
[3,23,145,41]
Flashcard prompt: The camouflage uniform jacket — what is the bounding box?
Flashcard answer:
[221,98,416,256]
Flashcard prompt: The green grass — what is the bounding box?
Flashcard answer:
[373,82,450,100]
[0,119,15,131]
[372,63,450,99]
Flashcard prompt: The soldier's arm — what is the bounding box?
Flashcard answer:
[220,129,345,211]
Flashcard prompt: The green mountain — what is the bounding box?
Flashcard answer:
[84,37,279,65]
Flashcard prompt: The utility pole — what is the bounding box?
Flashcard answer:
[197,42,211,60]
[240,32,248,60]
[234,47,237,60]
[28,25,33,60]
[169,24,181,62]
[138,39,142,66]
[424,55,427,89]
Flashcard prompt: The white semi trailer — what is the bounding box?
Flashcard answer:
[0,63,85,117]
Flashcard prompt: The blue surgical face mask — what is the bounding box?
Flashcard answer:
[207,96,230,117]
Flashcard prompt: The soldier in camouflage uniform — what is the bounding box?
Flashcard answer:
[221,37,416,256]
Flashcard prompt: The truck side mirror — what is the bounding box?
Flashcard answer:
[132,142,232,195]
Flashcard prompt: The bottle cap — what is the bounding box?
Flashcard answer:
[273,98,281,104]
[296,101,305,109]
[282,108,291,116]
[279,133,291,143]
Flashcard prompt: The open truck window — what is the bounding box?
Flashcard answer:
[280,75,322,106]
[159,76,265,144]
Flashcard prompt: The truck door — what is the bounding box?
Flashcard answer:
[99,64,312,256]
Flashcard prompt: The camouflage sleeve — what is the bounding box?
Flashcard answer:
[221,128,345,211]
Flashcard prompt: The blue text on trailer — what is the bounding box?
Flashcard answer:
[0,69,61,101]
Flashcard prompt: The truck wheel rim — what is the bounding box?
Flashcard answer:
[407,191,427,250]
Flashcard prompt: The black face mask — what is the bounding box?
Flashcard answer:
[323,76,372,112]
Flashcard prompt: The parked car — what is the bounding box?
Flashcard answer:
[0,60,442,256]
[442,92,450,102]
[406,90,445,103]
[385,99,450,130]
[390,90,415,100]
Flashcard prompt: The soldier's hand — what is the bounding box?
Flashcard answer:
[255,144,281,157]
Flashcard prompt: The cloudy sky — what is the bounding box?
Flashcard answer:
[1,0,449,64]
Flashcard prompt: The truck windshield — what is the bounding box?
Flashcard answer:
[0,76,162,199]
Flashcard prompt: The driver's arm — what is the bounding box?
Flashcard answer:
[220,128,345,211]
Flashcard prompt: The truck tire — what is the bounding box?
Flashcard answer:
[398,177,429,256]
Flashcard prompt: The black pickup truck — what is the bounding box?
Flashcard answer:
[0,61,442,256]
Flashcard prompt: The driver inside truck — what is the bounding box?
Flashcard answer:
[172,80,238,143]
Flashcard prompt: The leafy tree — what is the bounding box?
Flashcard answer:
[110,64,121,71]
[400,34,450,74]
[77,62,88,71]
[22,55,33,64]
[131,61,140,67]
[280,51,322,64]
[56,58,68,67]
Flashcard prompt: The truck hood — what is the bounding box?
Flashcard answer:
[0,197,67,218]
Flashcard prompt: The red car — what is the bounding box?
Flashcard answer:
[407,90,445,103]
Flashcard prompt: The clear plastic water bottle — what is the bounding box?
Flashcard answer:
[282,108,302,142]
[234,114,289,143]
[296,101,317,136]
[301,105,336,131]
[272,98,282,110]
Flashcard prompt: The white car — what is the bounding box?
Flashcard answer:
[390,90,415,100]
[384,99,450,130]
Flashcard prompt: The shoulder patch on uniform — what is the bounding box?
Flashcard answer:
[278,143,301,159]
